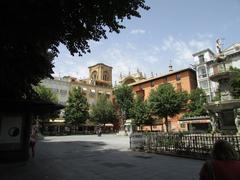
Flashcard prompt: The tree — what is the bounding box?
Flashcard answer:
[64,87,89,125]
[184,88,207,117]
[1,1,149,99]
[90,95,117,125]
[148,83,188,132]
[114,85,134,126]
[33,85,59,133]
[131,95,153,130]
[230,67,240,99]
[34,85,58,103]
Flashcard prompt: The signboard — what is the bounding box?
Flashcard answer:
[0,116,22,144]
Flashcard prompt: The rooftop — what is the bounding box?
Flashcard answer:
[129,68,195,86]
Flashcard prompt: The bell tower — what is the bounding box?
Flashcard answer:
[88,63,112,86]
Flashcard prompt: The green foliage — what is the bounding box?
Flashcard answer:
[33,85,59,130]
[131,96,153,128]
[184,88,207,117]
[34,85,58,103]
[64,87,89,125]
[230,67,240,99]
[1,1,149,99]
[90,95,117,125]
[114,85,134,119]
[148,83,188,132]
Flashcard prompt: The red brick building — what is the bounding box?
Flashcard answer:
[129,68,197,132]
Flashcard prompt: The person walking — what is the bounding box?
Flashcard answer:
[29,127,37,158]
[199,140,240,180]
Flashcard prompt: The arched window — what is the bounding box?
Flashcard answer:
[91,71,97,80]
[103,71,109,81]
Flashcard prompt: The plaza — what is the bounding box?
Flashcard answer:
[1,135,203,180]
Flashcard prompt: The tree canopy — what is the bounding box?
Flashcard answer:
[90,95,116,125]
[114,85,134,120]
[148,83,188,132]
[230,67,240,99]
[131,95,153,129]
[0,0,149,99]
[64,87,89,125]
[184,88,207,117]
[33,85,59,132]
[33,85,58,103]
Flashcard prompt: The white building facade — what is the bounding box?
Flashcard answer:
[193,43,240,102]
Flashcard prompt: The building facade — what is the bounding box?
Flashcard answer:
[40,63,114,135]
[41,63,113,106]
[129,68,197,132]
[193,43,240,102]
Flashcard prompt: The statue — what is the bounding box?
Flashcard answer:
[216,38,222,54]
[235,108,240,135]
[208,110,219,133]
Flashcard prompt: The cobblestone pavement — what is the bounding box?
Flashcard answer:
[0,134,204,180]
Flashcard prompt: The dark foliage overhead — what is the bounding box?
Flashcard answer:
[0,0,149,98]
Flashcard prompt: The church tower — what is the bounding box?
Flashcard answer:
[88,63,112,86]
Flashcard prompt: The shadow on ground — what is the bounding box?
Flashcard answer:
[0,139,203,180]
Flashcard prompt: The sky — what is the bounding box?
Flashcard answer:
[53,0,240,84]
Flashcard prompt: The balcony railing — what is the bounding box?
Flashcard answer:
[198,74,207,78]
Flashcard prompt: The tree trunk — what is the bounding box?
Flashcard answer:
[165,116,168,133]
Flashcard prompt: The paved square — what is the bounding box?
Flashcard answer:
[0,135,203,180]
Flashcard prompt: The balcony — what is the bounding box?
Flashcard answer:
[209,62,233,82]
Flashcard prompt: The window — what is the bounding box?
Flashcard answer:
[106,94,110,99]
[198,55,205,64]
[176,83,182,92]
[198,66,207,78]
[150,81,154,87]
[103,71,109,81]
[176,74,181,81]
[163,77,168,83]
[199,80,209,89]
[136,90,144,100]
[91,71,97,80]
[180,123,186,128]
[89,89,96,96]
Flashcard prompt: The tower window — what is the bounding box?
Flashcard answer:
[91,71,97,80]
[198,55,205,64]
[103,71,109,81]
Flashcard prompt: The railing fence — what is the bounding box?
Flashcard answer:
[130,132,240,159]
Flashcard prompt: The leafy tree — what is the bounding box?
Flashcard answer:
[184,88,207,117]
[90,95,116,125]
[1,1,149,99]
[131,96,153,130]
[33,85,59,133]
[114,85,134,122]
[148,83,188,132]
[230,67,240,99]
[34,85,58,103]
[64,87,89,125]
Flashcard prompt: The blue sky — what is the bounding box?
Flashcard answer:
[53,0,240,84]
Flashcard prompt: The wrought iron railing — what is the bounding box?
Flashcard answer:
[130,132,240,159]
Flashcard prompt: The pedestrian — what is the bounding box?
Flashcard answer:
[29,127,37,158]
[199,140,240,180]
[98,127,102,137]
